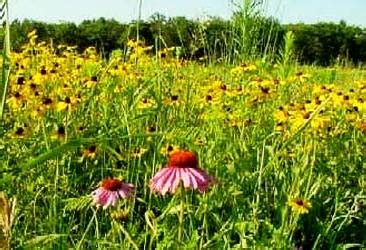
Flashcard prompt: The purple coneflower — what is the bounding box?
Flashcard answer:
[91,178,134,209]
[150,150,216,195]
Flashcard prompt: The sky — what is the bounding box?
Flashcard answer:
[7,0,366,27]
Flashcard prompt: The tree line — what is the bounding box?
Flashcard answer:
[2,14,366,65]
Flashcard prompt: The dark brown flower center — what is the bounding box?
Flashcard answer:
[17,76,25,85]
[295,200,304,206]
[43,97,53,105]
[88,145,96,153]
[206,95,212,101]
[15,127,25,135]
[14,92,21,99]
[58,126,65,135]
[40,67,47,75]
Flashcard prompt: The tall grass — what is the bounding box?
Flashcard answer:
[0,0,11,120]
[226,0,281,63]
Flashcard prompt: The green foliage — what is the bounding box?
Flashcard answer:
[2,15,366,65]
[279,31,295,77]
[288,21,366,65]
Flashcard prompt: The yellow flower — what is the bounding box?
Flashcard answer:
[137,98,156,109]
[160,144,180,156]
[10,126,30,139]
[194,137,206,146]
[163,95,180,106]
[146,125,157,134]
[311,116,331,130]
[198,92,221,107]
[111,209,130,222]
[27,30,37,39]
[275,122,287,132]
[83,145,97,159]
[51,126,66,141]
[230,63,257,75]
[56,96,78,112]
[294,71,311,82]
[84,76,98,88]
[304,99,320,112]
[287,198,312,214]
[6,91,26,111]
[114,84,125,93]
[274,106,289,123]
[40,96,55,111]
[130,147,147,158]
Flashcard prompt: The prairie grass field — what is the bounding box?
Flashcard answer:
[0,30,365,249]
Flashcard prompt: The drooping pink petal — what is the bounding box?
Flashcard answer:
[187,168,208,192]
[151,167,170,181]
[94,188,109,206]
[181,168,193,188]
[118,183,135,198]
[118,189,128,199]
[186,168,198,189]
[150,168,172,192]
[103,192,117,209]
[161,168,178,195]
[170,168,184,193]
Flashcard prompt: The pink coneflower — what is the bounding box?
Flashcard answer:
[91,178,135,209]
[150,151,217,195]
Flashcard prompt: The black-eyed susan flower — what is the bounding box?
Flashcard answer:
[163,95,180,106]
[85,76,98,88]
[146,125,157,134]
[274,106,290,123]
[294,71,310,82]
[40,96,55,110]
[51,126,66,141]
[56,96,75,112]
[275,122,286,132]
[111,209,130,222]
[9,124,30,139]
[137,98,156,109]
[83,145,97,159]
[287,198,312,214]
[160,144,180,156]
[130,147,147,158]
[6,91,26,110]
[194,137,206,146]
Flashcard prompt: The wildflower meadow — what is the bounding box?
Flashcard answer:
[0,1,365,249]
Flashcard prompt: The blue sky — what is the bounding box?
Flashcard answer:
[8,0,366,27]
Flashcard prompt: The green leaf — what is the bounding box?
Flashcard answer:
[19,138,96,170]
[23,234,67,247]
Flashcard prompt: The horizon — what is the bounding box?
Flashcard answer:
[8,0,366,27]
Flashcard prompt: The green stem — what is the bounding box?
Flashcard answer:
[178,186,185,246]
[42,119,50,150]
[0,0,11,121]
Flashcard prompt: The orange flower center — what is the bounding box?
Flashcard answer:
[168,151,198,168]
[101,178,123,191]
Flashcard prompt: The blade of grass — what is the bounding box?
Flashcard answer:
[0,0,11,121]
